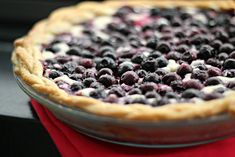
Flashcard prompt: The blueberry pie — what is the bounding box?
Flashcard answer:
[12,0,235,120]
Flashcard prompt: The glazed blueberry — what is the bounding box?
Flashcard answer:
[156,42,171,53]
[70,82,84,92]
[141,57,157,72]
[109,86,125,97]
[204,77,223,86]
[136,69,148,78]
[90,82,104,89]
[182,50,197,63]
[183,79,204,90]
[215,29,229,42]
[129,88,142,95]
[207,67,222,77]
[79,58,93,68]
[48,70,63,79]
[118,62,134,75]
[83,77,96,87]
[155,69,168,76]
[140,82,157,94]
[61,62,77,74]
[131,54,146,64]
[165,92,179,99]
[100,46,115,55]
[229,51,235,59]
[191,69,209,82]
[206,58,221,68]
[155,56,169,68]
[90,89,107,99]
[66,47,81,56]
[198,45,215,60]
[157,84,173,96]
[120,71,139,85]
[175,44,189,53]
[143,73,161,83]
[176,63,192,77]
[223,69,235,77]
[170,80,185,91]
[148,51,162,58]
[97,68,113,78]
[146,37,158,49]
[102,52,116,60]
[162,73,181,85]
[211,40,222,50]
[96,57,116,70]
[83,69,96,78]
[75,66,85,74]
[182,89,203,99]
[223,59,235,69]
[219,43,234,54]
[218,53,228,60]
[69,73,83,81]
[98,74,115,87]
[145,91,161,99]
[166,51,182,61]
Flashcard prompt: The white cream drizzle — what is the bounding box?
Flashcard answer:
[162,59,180,72]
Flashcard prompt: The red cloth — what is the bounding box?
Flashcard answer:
[31,99,235,157]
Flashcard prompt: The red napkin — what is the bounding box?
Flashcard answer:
[31,99,235,157]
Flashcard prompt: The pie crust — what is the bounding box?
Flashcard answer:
[12,0,235,121]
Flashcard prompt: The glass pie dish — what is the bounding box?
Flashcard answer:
[16,75,235,148]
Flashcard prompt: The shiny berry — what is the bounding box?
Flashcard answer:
[183,79,204,90]
[83,77,96,87]
[120,71,139,85]
[191,69,208,82]
[182,89,203,99]
[162,73,181,85]
[96,57,116,70]
[204,77,223,86]
[155,56,168,68]
[176,63,192,77]
[207,67,222,77]
[198,45,215,60]
[98,74,115,87]
[219,43,234,54]
[156,42,171,53]
[223,59,235,69]
[143,73,161,83]
[141,57,157,72]
[97,68,113,78]
[131,54,146,64]
[70,82,84,92]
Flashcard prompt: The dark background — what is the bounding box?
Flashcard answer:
[0,0,103,156]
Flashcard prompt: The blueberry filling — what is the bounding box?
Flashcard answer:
[42,6,235,106]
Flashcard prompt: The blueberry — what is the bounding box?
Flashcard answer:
[183,79,204,90]
[190,35,203,45]
[109,87,125,97]
[141,57,157,72]
[207,67,222,77]
[150,8,160,16]
[166,51,182,61]
[198,45,215,60]
[155,69,168,76]
[136,69,148,78]
[56,55,71,64]
[162,73,181,85]
[176,63,192,77]
[90,82,104,89]
[98,74,115,87]
[148,51,162,58]
[227,81,235,89]
[182,89,203,99]
[156,97,170,106]
[114,6,134,17]
[223,59,235,69]
[69,74,82,81]
[143,73,161,83]
[191,69,209,82]
[131,54,146,64]
[206,58,221,68]
[97,68,113,78]
[131,96,147,104]
[83,69,96,78]
[102,52,116,60]
[155,56,169,68]
[175,44,189,53]
[229,51,235,59]
[83,77,96,87]
[146,37,158,49]
[75,66,85,74]
[165,92,179,99]
[100,46,115,55]
[157,84,173,96]
[118,62,134,75]
[79,58,93,68]
[120,71,139,85]
[182,50,197,63]
[204,77,223,86]
[219,43,234,54]
[66,47,82,56]
[170,80,185,91]
[223,69,235,77]
[156,42,171,53]
[210,40,222,50]
[80,50,94,58]
[218,53,228,60]
[215,30,229,42]
[129,88,142,95]
[61,62,77,74]
[145,91,161,99]
[90,89,107,99]
[140,82,157,94]
[96,57,116,70]
[70,82,84,92]
[175,31,185,38]
[203,93,223,101]
[48,70,63,79]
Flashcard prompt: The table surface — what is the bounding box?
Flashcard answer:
[0,42,60,157]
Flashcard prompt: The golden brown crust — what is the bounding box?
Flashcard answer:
[12,0,235,121]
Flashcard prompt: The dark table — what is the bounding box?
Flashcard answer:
[0,42,61,157]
